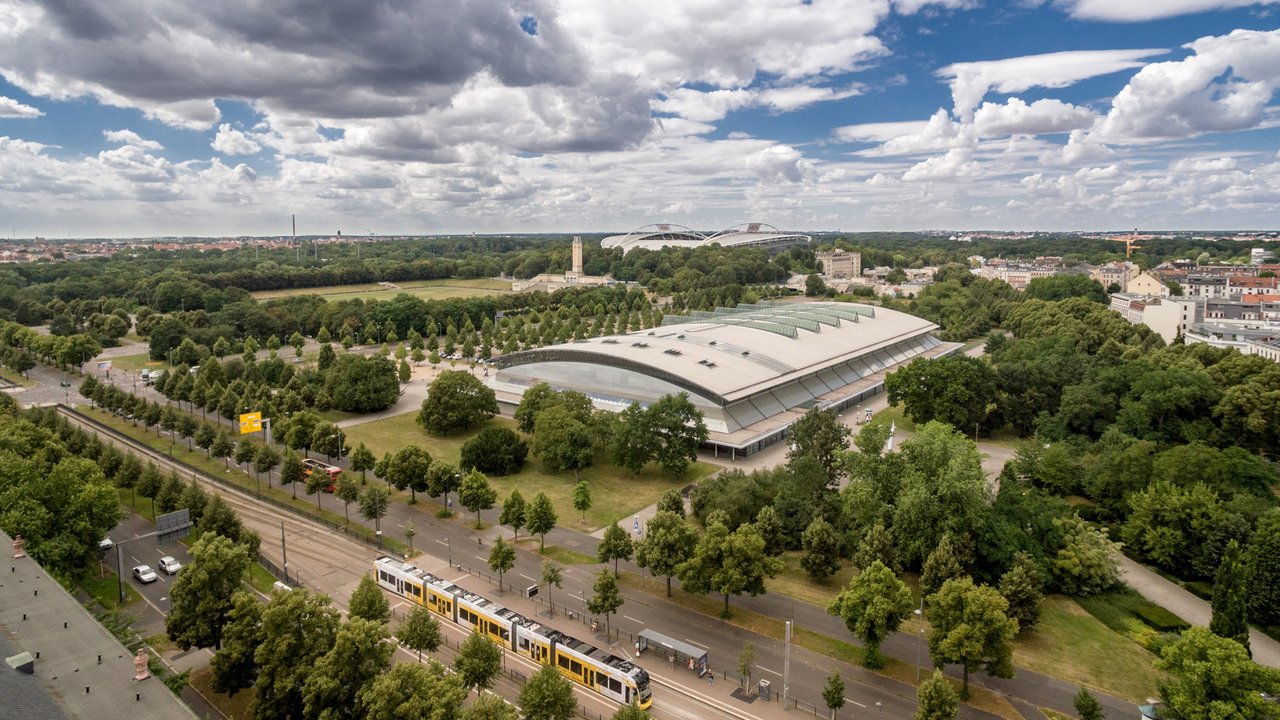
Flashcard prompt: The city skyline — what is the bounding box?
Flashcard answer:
[0,0,1278,237]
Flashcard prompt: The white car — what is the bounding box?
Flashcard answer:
[98,537,114,551]
[158,556,182,575]
[132,565,158,584]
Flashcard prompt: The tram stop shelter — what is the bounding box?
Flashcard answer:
[636,629,708,677]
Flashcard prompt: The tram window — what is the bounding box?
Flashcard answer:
[500,628,510,641]
[518,638,529,651]
[558,655,570,670]
[570,660,582,675]
[610,678,621,693]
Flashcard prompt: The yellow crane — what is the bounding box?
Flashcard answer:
[1110,229,1141,258]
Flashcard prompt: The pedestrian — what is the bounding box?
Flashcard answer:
[477,537,483,548]
[708,668,715,686]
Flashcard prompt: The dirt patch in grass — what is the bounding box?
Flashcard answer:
[344,412,716,532]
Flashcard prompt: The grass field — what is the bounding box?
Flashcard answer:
[251,278,512,302]
[80,569,143,610]
[1014,595,1163,702]
[107,352,165,374]
[0,366,34,387]
[191,666,255,719]
[766,551,858,607]
[343,412,717,532]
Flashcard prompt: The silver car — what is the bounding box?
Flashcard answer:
[132,565,158,584]
[158,556,182,575]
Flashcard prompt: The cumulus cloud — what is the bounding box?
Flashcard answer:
[656,84,862,122]
[1057,0,1280,21]
[973,98,1097,137]
[938,48,1166,118]
[893,0,979,12]
[0,95,41,118]
[902,147,981,181]
[212,124,262,156]
[103,129,163,150]
[834,119,930,143]
[1099,28,1280,141]
[868,109,973,155]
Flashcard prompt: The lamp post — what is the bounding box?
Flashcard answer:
[446,536,452,567]
[914,596,924,682]
[876,700,882,719]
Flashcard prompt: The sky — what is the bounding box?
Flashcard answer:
[0,0,1278,238]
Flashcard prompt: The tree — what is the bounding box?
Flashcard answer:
[525,491,558,550]
[254,444,280,484]
[1211,539,1250,654]
[519,664,578,720]
[1157,627,1280,720]
[647,393,708,476]
[211,429,235,467]
[853,521,899,573]
[209,591,262,696]
[325,354,400,412]
[801,516,841,580]
[891,422,990,568]
[386,444,432,502]
[1073,687,1105,720]
[827,560,913,668]
[609,402,657,473]
[279,451,306,499]
[657,487,684,517]
[920,534,966,598]
[335,472,359,523]
[302,617,393,720]
[454,630,503,695]
[927,577,1018,698]
[914,670,959,720]
[678,520,781,617]
[598,522,634,578]
[463,694,519,720]
[349,574,391,624]
[541,560,564,618]
[1246,509,1280,627]
[418,370,498,435]
[533,406,596,480]
[572,480,592,522]
[358,486,390,540]
[156,472,184,513]
[610,706,648,720]
[514,382,564,434]
[397,605,443,661]
[458,469,497,527]
[587,569,623,634]
[404,520,416,554]
[180,477,209,525]
[357,661,469,718]
[425,459,462,508]
[787,407,850,484]
[1050,516,1121,597]
[737,642,756,691]
[194,422,217,457]
[137,462,163,516]
[350,442,375,484]
[488,536,516,590]
[461,426,528,476]
[998,553,1044,633]
[253,589,340,719]
[823,672,845,719]
[885,356,998,433]
[500,489,526,540]
[806,273,828,296]
[165,533,251,651]
[636,510,698,597]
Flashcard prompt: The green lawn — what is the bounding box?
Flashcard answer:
[343,412,717,532]
[80,569,143,610]
[766,551,858,607]
[1014,595,1163,703]
[0,366,34,387]
[537,545,598,565]
[107,352,164,373]
[251,278,512,302]
[190,666,255,720]
[245,563,280,594]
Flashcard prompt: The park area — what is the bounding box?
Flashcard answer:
[250,278,512,302]
[342,411,718,533]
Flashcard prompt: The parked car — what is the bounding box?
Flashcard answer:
[158,556,182,575]
[59,380,73,387]
[132,565,158,584]
[98,537,114,551]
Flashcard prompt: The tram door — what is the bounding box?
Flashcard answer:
[583,668,595,690]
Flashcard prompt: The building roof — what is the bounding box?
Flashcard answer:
[0,529,199,720]
[601,222,811,254]
[495,301,937,406]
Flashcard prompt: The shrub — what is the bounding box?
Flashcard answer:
[460,427,528,476]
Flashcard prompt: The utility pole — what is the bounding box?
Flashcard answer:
[281,520,288,582]
[783,620,792,705]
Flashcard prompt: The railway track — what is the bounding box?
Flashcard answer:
[56,405,755,720]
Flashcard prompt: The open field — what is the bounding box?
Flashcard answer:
[343,412,717,532]
[250,278,512,302]
[767,551,858,607]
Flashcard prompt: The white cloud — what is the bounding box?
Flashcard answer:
[892,0,979,12]
[973,98,1097,136]
[938,48,1166,118]
[0,95,41,118]
[873,109,973,155]
[1058,0,1280,22]
[212,124,262,156]
[834,119,930,143]
[102,129,163,150]
[902,147,981,181]
[756,84,863,112]
[1171,156,1239,173]
[1099,28,1280,141]
[653,88,755,123]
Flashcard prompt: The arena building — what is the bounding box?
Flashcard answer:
[600,223,811,254]
[488,301,961,458]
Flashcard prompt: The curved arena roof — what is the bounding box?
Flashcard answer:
[601,222,811,254]
[490,301,952,447]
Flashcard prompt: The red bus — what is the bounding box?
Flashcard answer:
[302,458,341,492]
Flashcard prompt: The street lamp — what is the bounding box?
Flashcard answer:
[446,537,451,567]
[915,594,925,682]
[876,701,883,719]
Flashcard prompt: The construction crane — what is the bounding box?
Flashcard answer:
[1110,229,1141,258]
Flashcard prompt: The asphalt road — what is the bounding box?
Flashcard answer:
[104,512,193,614]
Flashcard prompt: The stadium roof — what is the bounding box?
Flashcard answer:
[495,301,936,406]
[601,222,811,254]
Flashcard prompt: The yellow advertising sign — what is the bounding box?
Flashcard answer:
[238,412,262,435]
